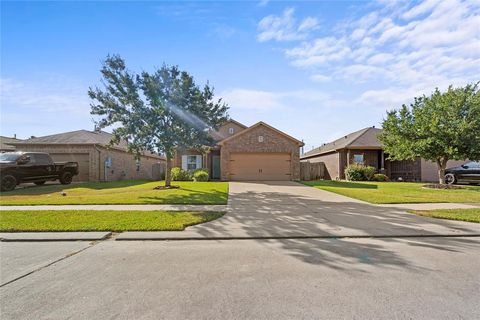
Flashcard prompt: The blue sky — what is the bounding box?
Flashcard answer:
[1,0,479,151]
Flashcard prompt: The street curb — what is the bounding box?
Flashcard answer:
[114,233,480,241]
[0,232,112,242]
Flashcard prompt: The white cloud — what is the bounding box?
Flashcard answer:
[257,8,319,42]
[310,74,331,82]
[269,0,479,106]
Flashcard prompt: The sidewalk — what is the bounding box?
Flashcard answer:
[378,203,480,210]
[0,204,227,211]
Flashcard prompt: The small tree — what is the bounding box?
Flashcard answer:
[89,55,228,187]
[380,82,480,184]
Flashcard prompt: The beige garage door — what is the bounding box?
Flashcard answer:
[49,153,90,182]
[230,153,291,181]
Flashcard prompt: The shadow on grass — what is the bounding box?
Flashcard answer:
[0,180,154,196]
[139,189,228,205]
[302,180,378,189]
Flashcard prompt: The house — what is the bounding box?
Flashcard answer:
[9,130,165,182]
[0,135,22,152]
[300,126,465,182]
[174,120,304,181]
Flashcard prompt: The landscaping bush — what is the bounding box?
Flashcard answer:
[363,166,376,181]
[373,173,388,182]
[193,169,209,182]
[345,164,377,181]
[170,167,193,181]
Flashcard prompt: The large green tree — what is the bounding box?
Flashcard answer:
[89,55,228,187]
[380,82,480,184]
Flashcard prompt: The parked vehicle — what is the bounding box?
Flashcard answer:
[0,152,79,191]
[445,161,480,185]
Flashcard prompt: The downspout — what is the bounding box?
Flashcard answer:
[93,144,102,182]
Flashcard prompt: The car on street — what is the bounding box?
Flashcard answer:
[0,151,79,191]
[445,161,480,185]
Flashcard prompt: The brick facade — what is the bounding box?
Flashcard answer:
[220,124,301,180]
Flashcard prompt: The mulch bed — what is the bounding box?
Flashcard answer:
[422,184,465,190]
[153,185,181,190]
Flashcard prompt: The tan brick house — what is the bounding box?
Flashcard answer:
[9,130,165,182]
[301,126,465,182]
[174,120,304,181]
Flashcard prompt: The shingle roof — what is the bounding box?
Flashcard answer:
[301,127,382,158]
[0,136,22,151]
[10,130,164,159]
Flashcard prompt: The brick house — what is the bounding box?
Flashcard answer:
[9,130,165,182]
[173,120,304,181]
[300,126,465,182]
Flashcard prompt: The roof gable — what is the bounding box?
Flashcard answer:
[302,127,382,158]
[218,121,304,146]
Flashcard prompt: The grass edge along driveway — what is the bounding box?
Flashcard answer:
[301,180,480,204]
[409,208,480,223]
[0,180,228,205]
[0,210,225,232]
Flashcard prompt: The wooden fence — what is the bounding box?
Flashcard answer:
[300,161,326,181]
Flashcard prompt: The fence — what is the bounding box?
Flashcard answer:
[300,161,326,181]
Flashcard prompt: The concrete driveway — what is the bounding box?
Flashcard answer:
[118,181,480,240]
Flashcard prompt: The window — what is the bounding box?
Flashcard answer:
[258,135,264,143]
[353,154,364,164]
[187,155,197,170]
[33,154,52,165]
[228,127,235,134]
[465,161,480,168]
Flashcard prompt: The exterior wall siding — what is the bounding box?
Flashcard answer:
[421,159,466,182]
[220,125,301,180]
[302,152,340,180]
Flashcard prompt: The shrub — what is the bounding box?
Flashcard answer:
[193,169,209,182]
[373,173,388,182]
[345,164,377,181]
[363,166,376,181]
[345,164,365,181]
[170,167,193,181]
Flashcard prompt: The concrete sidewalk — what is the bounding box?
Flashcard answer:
[378,203,480,210]
[0,204,226,211]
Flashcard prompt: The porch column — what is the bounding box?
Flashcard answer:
[380,150,385,171]
[346,149,351,165]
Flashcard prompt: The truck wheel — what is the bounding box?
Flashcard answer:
[59,172,73,185]
[1,175,17,192]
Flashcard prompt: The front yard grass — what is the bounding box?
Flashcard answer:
[409,209,480,223]
[301,180,480,204]
[0,180,228,205]
[0,210,225,232]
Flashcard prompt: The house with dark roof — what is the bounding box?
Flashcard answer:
[301,127,465,182]
[0,136,22,152]
[173,119,304,181]
[9,130,165,182]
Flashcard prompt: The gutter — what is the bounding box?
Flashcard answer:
[93,144,102,182]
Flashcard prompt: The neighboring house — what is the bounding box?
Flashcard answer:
[173,120,304,181]
[301,127,465,182]
[0,136,22,152]
[9,130,165,182]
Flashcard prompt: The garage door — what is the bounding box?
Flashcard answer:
[49,153,90,182]
[230,153,291,181]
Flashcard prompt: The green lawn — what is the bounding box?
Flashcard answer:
[409,209,480,223]
[0,210,225,232]
[301,180,480,204]
[0,180,228,205]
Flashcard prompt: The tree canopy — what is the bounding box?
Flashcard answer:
[380,82,480,184]
[89,55,229,186]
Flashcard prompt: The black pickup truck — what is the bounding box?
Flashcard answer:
[0,152,79,191]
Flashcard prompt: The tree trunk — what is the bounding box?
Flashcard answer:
[436,158,448,184]
[165,155,172,187]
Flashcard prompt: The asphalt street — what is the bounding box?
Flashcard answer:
[1,237,479,319]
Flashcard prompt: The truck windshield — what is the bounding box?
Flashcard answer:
[0,153,21,162]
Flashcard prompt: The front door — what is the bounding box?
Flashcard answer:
[212,155,221,180]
